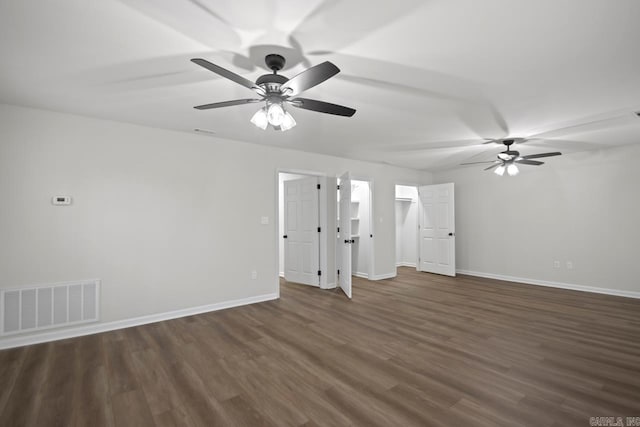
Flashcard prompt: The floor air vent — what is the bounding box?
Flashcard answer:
[1,280,100,336]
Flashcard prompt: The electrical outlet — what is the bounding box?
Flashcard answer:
[251,270,257,280]
[566,261,573,270]
[260,216,269,225]
[553,260,560,269]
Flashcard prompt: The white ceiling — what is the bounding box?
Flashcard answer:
[1,0,639,170]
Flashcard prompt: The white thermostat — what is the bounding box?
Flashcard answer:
[52,196,72,206]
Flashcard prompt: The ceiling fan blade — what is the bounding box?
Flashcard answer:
[280,62,340,96]
[460,160,499,165]
[521,152,562,160]
[194,99,261,110]
[484,163,501,171]
[289,98,356,117]
[191,58,264,95]
[515,159,544,166]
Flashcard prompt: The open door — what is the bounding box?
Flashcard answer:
[338,172,352,298]
[418,183,456,276]
[284,177,320,286]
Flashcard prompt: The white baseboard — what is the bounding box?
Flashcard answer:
[457,269,640,300]
[370,272,397,281]
[323,282,337,290]
[396,262,416,268]
[353,272,369,279]
[0,292,279,350]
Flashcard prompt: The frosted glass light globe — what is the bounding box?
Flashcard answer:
[267,103,285,126]
[250,108,268,129]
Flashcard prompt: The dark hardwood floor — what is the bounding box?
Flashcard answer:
[1,267,640,426]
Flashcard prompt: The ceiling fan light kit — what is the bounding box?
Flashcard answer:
[191,54,355,132]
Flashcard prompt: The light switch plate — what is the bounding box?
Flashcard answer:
[261,216,269,225]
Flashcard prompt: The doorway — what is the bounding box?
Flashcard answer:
[395,185,419,272]
[395,183,456,276]
[278,171,337,290]
[350,179,374,279]
[336,175,374,298]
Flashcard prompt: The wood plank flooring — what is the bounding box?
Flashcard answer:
[1,267,640,426]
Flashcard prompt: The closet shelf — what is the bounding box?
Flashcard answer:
[351,218,359,221]
[395,197,413,202]
[351,235,360,238]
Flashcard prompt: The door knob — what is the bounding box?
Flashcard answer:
[283,235,288,239]
[448,232,454,236]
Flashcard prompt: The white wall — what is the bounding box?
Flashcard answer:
[0,104,430,343]
[395,185,418,267]
[434,144,640,295]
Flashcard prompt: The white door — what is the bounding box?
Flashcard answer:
[284,177,320,286]
[418,183,456,276]
[338,172,352,298]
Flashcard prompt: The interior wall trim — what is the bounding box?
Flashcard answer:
[457,269,640,300]
[370,272,397,281]
[395,262,416,268]
[0,292,279,350]
[323,282,337,290]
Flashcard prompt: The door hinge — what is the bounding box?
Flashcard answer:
[337,185,340,190]
[317,184,321,190]
[337,227,340,232]
[317,226,321,232]
[337,269,340,275]
[318,270,322,276]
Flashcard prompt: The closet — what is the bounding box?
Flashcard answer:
[395,185,418,269]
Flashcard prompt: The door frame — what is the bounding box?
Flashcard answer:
[276,169,330,298]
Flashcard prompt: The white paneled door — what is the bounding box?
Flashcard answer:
[418,183,456,276]
[338,172,352,298]
[284,177,320,286]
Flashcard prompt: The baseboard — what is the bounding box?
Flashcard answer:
[353,272,369,279]
[396,262,416,268]
[457,269,640,300]
[323,282,337,290]
[370,272,397,281]
[0,292,279,350]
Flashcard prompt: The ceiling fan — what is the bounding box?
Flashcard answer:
[191,54,356,131]
[461,139,561,176]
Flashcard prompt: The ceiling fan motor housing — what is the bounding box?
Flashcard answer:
[256,73,289,94]
[265,54,286,72]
